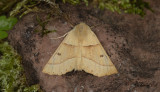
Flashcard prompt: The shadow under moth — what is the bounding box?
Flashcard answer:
[42,23,118,77]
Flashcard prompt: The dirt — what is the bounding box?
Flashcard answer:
[8,1,160,92]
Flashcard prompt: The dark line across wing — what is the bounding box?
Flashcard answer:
[47,57,77,65]
[47,56,113,66]
[82,57,114,66]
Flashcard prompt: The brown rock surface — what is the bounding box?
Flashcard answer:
[8,1,160,92]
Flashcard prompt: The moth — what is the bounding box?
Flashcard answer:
[42,23,118,77]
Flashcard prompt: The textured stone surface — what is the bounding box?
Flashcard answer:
[8,1,160,92]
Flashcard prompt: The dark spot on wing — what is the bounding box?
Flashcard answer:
[100,55,104,57]
[57,53,61,56]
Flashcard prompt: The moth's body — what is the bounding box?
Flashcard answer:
[67,24,95,70]
[43,23,118,77]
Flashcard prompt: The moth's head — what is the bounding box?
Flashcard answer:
[75,22,90,32]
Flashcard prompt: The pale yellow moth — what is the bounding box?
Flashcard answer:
[42,23,118,77]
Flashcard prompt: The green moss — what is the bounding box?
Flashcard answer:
[0,42,40,92]
[62,0,88,6]
[0,16,17,39]
[0,0,20,15]
[0,0,153,17]
[35,15,57,37]
[10,0,39,17]
[62,0,153,16]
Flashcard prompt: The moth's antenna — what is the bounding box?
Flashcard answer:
[49,22,74,40]
[68,22,74,28]
[50,32,68,39]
